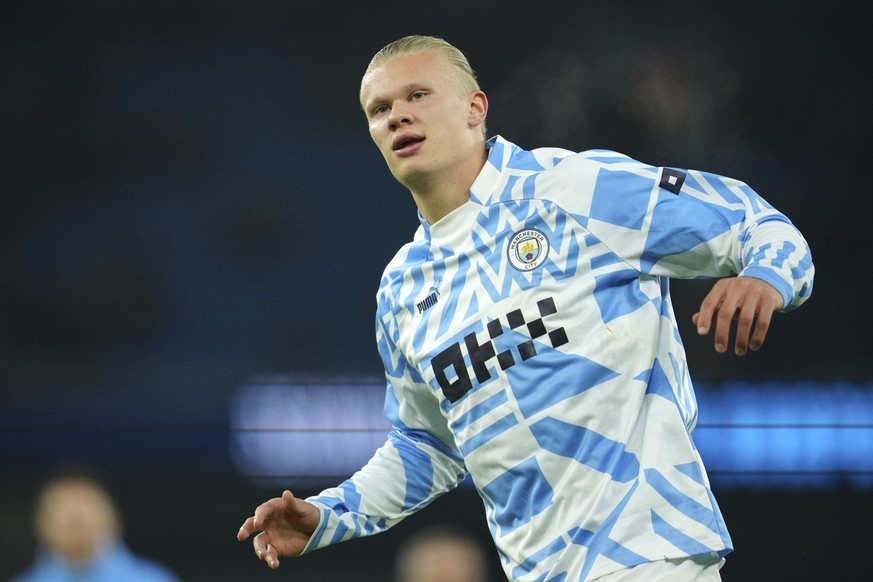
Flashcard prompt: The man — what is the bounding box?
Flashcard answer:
[238,35,814,581]
[394,525,489,582]
[13,468,179,582]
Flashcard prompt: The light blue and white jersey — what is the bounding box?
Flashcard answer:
[302,136,814,581]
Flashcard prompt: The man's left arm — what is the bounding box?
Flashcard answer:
[654,168,815,355]
[574,158,814,355]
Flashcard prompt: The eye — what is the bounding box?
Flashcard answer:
[410,91,427,101]
[372,104,390,116]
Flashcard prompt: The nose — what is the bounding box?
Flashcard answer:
[387,101,413,129]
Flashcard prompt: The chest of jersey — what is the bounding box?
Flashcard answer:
[388,199,658,417]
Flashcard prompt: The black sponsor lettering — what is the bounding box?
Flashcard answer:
[430,297,569,403]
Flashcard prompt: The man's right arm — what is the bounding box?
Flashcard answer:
[238,373,467,568]
[300,299,468,553]
[301,423,467,553]
[238,253,467,566]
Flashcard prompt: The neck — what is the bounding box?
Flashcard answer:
[409,143,487,225]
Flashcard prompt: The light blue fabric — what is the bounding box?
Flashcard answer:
[12,541,179,582]
[303,136,814,581]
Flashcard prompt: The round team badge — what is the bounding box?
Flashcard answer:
[507,228,550,271]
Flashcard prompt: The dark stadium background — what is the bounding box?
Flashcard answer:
[2,1,870,580]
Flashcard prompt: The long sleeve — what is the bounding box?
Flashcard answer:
[300,248,467,554]
[549,151,814,311]
[300,428,466,553]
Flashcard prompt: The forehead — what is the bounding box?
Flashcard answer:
[360,52,457,105]
[42,480,105,505]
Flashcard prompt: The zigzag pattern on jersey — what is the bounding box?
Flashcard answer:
[378,202,585,361]
[469,200,582,306]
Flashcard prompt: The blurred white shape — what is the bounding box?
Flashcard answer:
[229,375,391,487]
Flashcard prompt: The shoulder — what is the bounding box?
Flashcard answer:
[530,147,661,210]
[530,155,648,214]
[9,569,40,582]
[489,137,642,202]
[128,558,179,582]
[498,134,635,174]
[10,554,63,582]
[377,231,428,304]
[104,543,179,582]
[112,556,179,582]
[381,237,425,281]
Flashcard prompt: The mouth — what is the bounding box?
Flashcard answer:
[392,134,425,152]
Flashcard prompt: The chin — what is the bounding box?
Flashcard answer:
[391,163,428,187]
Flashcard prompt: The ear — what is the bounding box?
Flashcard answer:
[467,90,488,129]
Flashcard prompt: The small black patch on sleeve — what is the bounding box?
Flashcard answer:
[659,168,686,195]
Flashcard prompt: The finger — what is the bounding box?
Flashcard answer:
[282,489,297,511]
[282,490,307,518]
[252,498,279,530]
[695,282,726,336]
[237,516,255,541]
[253,532,270,562]
[695,301,715,336]
[264,542,280,570]
[749,301,776,351]
[733,300,758,356]
[713,300,739,354]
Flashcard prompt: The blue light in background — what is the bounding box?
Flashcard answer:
[229,378,873,490]
[694,382,873,490]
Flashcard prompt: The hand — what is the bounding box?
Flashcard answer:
[692,277,784,356]
[237,490,320,570]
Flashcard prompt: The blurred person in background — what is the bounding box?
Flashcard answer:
[238,35,814,581]
[394,525,490,582]
[12,464,179,582]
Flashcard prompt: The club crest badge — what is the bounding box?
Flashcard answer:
[507,228,550,271]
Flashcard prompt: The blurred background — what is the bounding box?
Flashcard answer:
[2,0,871,580]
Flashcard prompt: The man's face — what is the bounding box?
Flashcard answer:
[360,52,483,189]
[35,479,118,564]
